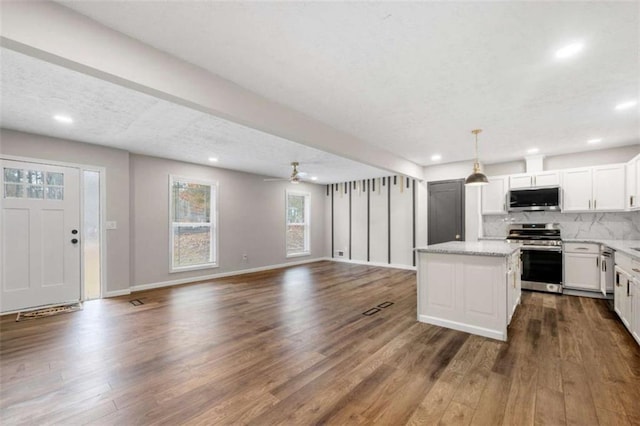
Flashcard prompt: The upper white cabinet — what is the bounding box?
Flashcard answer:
[481,176,508,214]
[562,164,626,212]
[627,153,640,210]
[509,171,560,189]
[562,168,593,211]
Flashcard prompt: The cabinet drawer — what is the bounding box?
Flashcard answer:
[564,243,600,254]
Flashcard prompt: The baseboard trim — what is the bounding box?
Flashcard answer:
[104,289,131,298]
[418,314,506,341]
[330,257,417,271]
[131,257,330,293]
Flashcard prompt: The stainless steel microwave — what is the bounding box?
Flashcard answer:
[508,186,561,212]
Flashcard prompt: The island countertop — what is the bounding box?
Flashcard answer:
[415,241,520,257]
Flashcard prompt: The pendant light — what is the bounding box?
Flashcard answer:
[465,129,489,186]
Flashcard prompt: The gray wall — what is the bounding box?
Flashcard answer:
[1,129,327,295]
[130,154,327,287]
[0,129,131,294]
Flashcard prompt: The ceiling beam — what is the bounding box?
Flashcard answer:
[0,1,424,180]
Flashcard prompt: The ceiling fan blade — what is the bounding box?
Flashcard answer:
[263,178,290,182]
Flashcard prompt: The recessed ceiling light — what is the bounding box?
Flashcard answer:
[310,176,318,181]
[53,114,73,124]
[208,157,218,162]
[587,138,602,144]
[555,42,584,59]
[527,148,540,154]
[615,100,637,111]
[431,154,442,161]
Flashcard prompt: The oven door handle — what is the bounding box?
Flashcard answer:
[521,246,563,252]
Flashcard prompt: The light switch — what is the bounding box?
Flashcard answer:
[106,221,117,230]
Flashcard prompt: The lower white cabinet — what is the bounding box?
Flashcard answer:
[632,279,640,344]
[564,252,600,291]
[615,267,632,330]
[507,251,522,325]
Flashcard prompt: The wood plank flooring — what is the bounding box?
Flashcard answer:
[1,261,640,425]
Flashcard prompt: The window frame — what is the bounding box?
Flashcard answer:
[285,189,311,258]
[169,175,219,273]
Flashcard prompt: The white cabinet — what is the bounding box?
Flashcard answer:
[562,168,593,211]
[481,176,508,214]
[418,251,516,341]
[627,154,640,210]
[632,278,640,345]
[509,171,560,189]
[507,251,522,324]
[565,252,600,291]
[592,164,626,211]
[614,252,640,346]
[615,267,632,329]
[562,164,626,212]
[564,243,600,291]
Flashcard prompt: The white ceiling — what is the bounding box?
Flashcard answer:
[0,47,389,184]
[57,1,639,165]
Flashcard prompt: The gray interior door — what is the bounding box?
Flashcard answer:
[428,179,465,245]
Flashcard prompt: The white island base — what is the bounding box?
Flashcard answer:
[416,244,521,342]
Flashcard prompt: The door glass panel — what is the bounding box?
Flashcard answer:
[4,183,24,198]
[45,186,64,200]
[27,185,44,199]
[4,168,24,183]
[26,170,44,185]
[46,172,64,186]
[83,171,101,300]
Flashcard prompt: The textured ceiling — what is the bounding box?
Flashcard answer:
[0,48,389,184]
[58,1,640,165]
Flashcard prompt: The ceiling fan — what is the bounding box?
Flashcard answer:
[264,162,306,184]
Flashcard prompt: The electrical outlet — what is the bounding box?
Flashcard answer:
[337,250,344,257]
[242,254,248,262]
[106,221,117,230]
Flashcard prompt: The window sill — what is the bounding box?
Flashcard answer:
[170,263,219,274]
[286,252,311,259]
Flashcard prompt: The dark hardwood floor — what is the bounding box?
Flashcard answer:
[1,260,639,425]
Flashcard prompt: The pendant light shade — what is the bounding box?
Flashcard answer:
[465,129,489,186]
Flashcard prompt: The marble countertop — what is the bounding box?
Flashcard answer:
[415,241,520,257]
[480,236,640,261]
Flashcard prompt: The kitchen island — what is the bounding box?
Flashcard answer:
[416,241,521,341]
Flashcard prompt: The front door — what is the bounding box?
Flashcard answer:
[428,179,465,245]
[1,159,81,312]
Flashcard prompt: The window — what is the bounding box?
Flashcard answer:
[286,190,310,257]
[170,176,218,272]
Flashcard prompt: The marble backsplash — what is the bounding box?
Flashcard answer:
[483,211,640,240]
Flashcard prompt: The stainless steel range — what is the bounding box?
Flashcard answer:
[507,223,563,294]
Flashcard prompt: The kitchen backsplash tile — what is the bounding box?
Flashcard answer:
[483,211,640,240]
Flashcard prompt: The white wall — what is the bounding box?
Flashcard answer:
[129,154,327,288]
[0,129,131,294]
[484,145,640,176]
[329,176,416,268]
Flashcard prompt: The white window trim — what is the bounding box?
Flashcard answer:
[285,189,311,258]
[169,175,219,273]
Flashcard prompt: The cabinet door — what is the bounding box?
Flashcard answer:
[564,252,600,291]
[534,171,560,187]
[562,168,592,211]
[509,174,532,189]
[615,268,626,320]
[627,159,637,209]
[593,164,626,211]
[632,279,640,344]
[481,177,507,214]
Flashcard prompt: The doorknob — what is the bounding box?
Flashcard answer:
[455,234,461,240]
[71,229,78,235]
[71,238,79,244]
